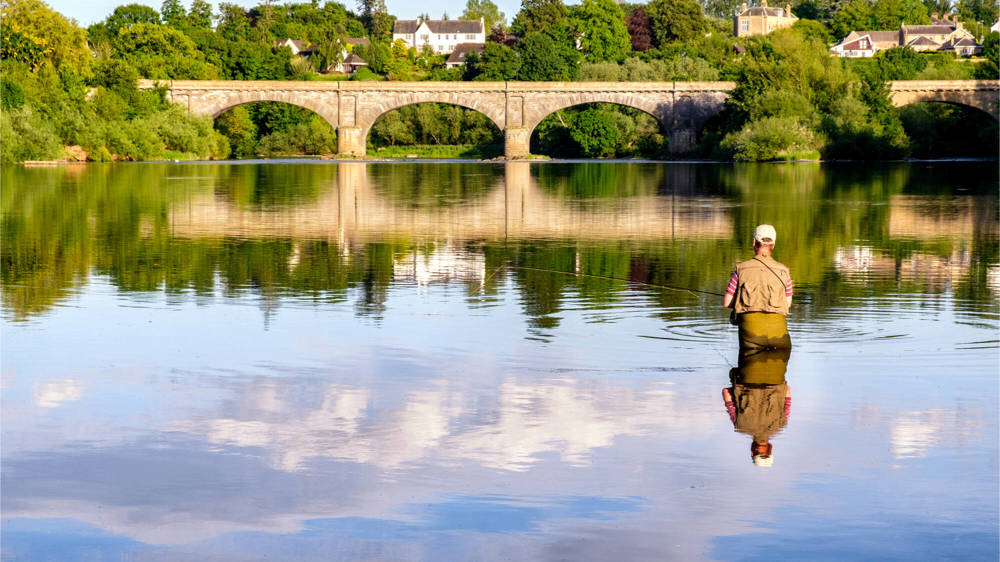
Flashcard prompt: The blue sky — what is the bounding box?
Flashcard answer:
[48,0,522,27]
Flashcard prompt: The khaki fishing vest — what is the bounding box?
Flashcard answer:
[733,257,791,316]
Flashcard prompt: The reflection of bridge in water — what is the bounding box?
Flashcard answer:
[168,162,734,242]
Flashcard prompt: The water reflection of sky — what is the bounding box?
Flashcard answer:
[2,162,998,560]
[4,273,997,560]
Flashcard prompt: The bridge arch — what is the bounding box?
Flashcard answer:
[356,93,507,135]
[365,101,505,158]
[528,102,667,158]
[522,93,672,133]
[889,81,999,120]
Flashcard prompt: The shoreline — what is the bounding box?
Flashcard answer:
[17,156,999,166]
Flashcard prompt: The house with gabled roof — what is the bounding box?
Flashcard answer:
[831,19,982,57]
[324,38,370,74]
[830,30,899,57]
[393,18,486,54]
[734,1,797,37]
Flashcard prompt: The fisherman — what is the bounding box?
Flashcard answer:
[723,224,793,351]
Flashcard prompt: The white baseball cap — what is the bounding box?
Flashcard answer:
[753,224,777,245]
[752,454,774,467]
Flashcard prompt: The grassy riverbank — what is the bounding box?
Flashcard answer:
[368,144,505,160]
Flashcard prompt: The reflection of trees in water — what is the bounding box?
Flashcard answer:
[368,163,503,208]
[2,162,998,322]
[212,163,332,208]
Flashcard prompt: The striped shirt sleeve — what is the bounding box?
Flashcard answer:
[785,278,793,297]
[725,271,738,296]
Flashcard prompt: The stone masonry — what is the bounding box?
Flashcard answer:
[139,79,998,158]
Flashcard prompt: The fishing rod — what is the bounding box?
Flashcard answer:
[501,263,725,298]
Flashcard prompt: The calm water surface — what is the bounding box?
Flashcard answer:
[2,161,997,561]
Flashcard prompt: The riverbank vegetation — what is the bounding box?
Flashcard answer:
[1,0,996,163]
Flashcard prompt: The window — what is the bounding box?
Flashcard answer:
[421,34,429,42]
[740,20,748,32]
[466,33,475,39]
[438,34,442,39]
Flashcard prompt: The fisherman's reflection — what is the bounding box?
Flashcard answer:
[722,347,791,467]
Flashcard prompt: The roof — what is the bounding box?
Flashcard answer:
[446,42,484,63]
[394,19,483,34]
[344,37,370,46]
[950,37,980,47]
[906,36,939,46]
[274,38,319,54]
[738,6,791,17]
[840,30,899,47]
[343,53,367,66]
[901,24,955,34]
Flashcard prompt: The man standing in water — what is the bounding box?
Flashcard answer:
[723,224,793,350]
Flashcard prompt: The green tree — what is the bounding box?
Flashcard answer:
[462,0,506,32]
[646,0,709,45]
[358,0,392,39]
[973,31,998,78]
[160,0,186,27]
[511,0,569,36]
[873,0,930,28]
[0,27,50,71]
[516,29,579,80]
[571,108,621,156]
[955,0,997,26]
[114,23,217,79]
[465,42,520,79]
[104,3,161,34]
[1,0,91,68]
[570,0,631,63]
[872,46,928,79]
[188,0,214,29]
[831,0,876,38]
[217,3,251,41]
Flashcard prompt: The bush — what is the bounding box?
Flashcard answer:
[1,76,26,110]
[719,116,815,161]
[0,106,65,163]
[571,108,622,157]
[351,67,380,81]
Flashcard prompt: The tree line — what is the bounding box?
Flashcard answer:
[0,0,997,162]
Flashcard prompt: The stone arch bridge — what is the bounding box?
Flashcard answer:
[140,79,999,159]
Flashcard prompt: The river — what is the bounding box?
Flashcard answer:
[2,161,997,560]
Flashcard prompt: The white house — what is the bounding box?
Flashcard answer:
[392,18,486,54]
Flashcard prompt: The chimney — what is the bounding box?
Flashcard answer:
[741,2,747,11]
[785,4,791,15]
[956,20,963,29]
[931,11,938,19]
[761,0,767,6]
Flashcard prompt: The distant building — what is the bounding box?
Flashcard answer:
[831,19,982,57]
[734,1,797,37]
[392,18,486,54]
[829,31,900,57]
[274,38,318,56]
[445,43,485,68]
[991,19,1000,33]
